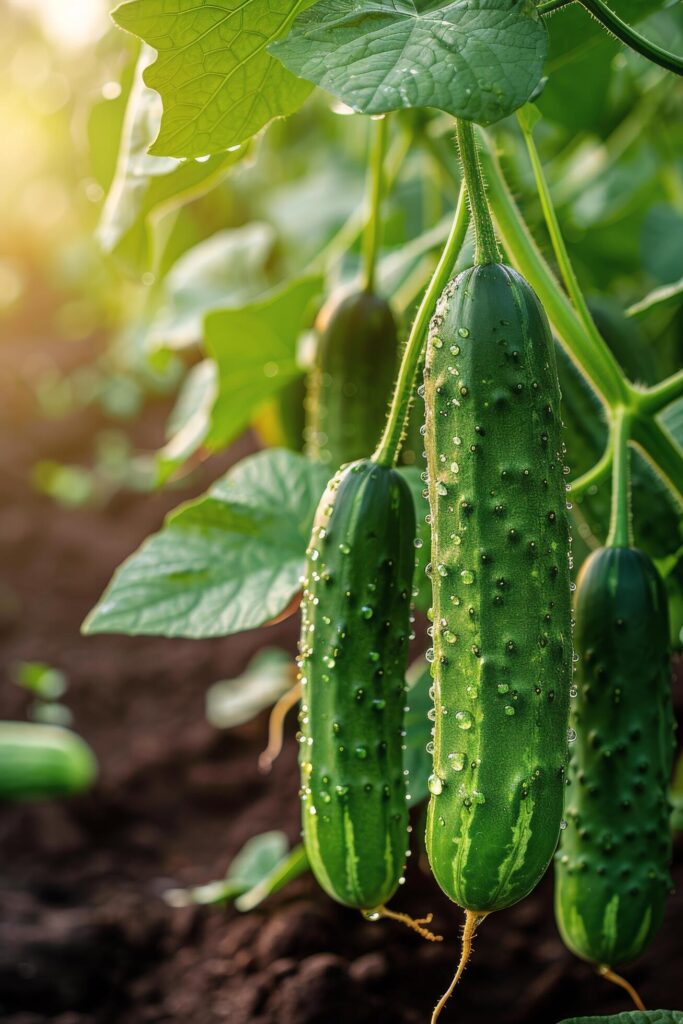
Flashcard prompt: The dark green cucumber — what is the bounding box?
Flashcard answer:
[424,263,572,913]
[298,458,415,909]
[0,722,97,801]
[554,546,674,967]
[306,290,399,468]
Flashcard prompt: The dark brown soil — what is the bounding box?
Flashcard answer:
[1,337,681,1024]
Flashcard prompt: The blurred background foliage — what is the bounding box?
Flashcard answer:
[1,0,682,598]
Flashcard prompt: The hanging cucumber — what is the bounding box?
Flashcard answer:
[0,722,97,801]
[298,458,436,928]
[424,120,572,1023]
[305,289,399,468]
[554,545,674,972]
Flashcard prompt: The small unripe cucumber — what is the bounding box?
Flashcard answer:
[0,722,97,801]
[554,546,674,967]
[424,263,572,913]
[298,459,415,909]
[306,291,398,468]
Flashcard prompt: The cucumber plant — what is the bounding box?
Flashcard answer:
[85,5,683,1021]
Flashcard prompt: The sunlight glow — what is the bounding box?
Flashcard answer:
[7,0,109,49]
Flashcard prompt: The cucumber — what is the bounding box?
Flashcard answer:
[554,546,674,967]
[0,722,97,801]
[424,262,572,913]
[298,458,415,909]
[306,290,399,468]
[252,375,306,452]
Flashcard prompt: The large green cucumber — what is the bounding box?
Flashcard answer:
[424,262,572,913]
[298,458,415,909]
[305,290,399,468]
[0,722,97,801]
[554,546,674,967]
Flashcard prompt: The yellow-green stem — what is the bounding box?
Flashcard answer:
[373,183,469,467]
[606,407,632,548]
[455,119,499,265]
[362,115,390,295]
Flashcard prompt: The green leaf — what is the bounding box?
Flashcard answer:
[12,662,68,701]
[112,0,316,159]
[270,0,547,127]
[206,648,294,728]
[164,830,296,906]
[97,47,242,274]
[235,843,308,911]
[558,1013,683,1024]
[403,658,432,804]
[641,205,683,286]
[147,224,277,351]
[83,449,329,639]
[205,275,322,449]
[156,360,218,484]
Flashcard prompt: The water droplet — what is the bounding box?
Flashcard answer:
[569,685,578,698]
[460,570,475,585]
[360,605,374,619]
[455,710,474,730]
[338,542,350,555]
[437,563,449,577]
[450,461,459,474]
[450,345,461,356]
[458,327,469,338]
[448,752,466,772]
[428,773,444,795]
[560,819,568,830]
[443,630,458,645]
[504,705,516,717]
[335,785,349,797]
[497,683,509,695]
[436,481,448,497]
[355,746,368,760]
[466,685,478,700]
[413,537,423,549]
[567,728,577,742]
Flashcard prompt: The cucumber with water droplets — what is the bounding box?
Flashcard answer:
[297,458,415,909]
[424,262,573,913]
[306,290,399,468]
[554,546,674,967]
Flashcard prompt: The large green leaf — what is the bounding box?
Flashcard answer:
[270,0,547,126]
[559,1014,683,1024]
[82,449,330,639]
[147,224,277,351]
[97,46,242,274]
[112,0,316,158]
[204,275,322,449]
[156,359,219,484]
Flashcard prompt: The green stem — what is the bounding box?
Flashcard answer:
[578,0,683,77]
[312,124,412,275]
[538,0,574,13]
[606,407,632,548]
[518,113,629,406]
[455,119,500,265]
[631,415,683,503]
[362,115,390,294]
[634,369,683,416]
[569,440,613,500]
[373,183,469,467]
[475,131,627,408]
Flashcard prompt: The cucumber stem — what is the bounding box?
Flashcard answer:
[537,0,574,13]
[362,115,390,295]
[431,910,487,1023]
[368,906,443,942]
[634,368,683,415]
[258,677,301,773]
[597,966,646,1011]
[606,407,633,549]
[455,119,500,266]
[373,182,469,467]
[578,0,683,77]
[518,113,629,407]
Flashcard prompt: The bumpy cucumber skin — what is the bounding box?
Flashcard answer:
[298,459,415,909]
[424,263,572,913]
[554,547,674,967]
[0,722,97,800]
[306,291,398,468]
